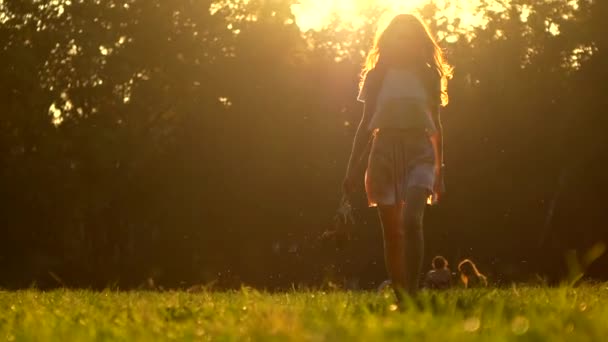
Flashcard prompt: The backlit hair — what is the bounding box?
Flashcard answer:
[360,14,453,106]
[458,259,488,288]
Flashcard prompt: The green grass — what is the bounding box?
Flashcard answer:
[1,284,607,341]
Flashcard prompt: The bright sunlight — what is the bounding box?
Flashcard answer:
[291,0,491,32]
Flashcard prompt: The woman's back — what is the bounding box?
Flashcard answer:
[464,274,488,288]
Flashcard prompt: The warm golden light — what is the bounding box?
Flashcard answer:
[292,0,492,33]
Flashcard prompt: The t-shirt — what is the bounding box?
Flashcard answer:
[423,268,452,290]
[358,67,438,133]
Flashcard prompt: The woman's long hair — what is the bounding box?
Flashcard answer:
[458,259,488,288]
[360,14,453,106]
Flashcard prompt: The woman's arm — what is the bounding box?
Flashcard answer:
[430,106,443,170]
[343,100,375,194]
[430,106,444,199]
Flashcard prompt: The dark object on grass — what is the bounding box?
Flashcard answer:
[377,279,392,293]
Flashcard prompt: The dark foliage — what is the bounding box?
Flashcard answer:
[0,0,606,289]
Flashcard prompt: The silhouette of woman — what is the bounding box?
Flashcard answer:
[458,259,488,288]
[342,14,451,301]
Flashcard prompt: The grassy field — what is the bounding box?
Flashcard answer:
[0,284,607,341]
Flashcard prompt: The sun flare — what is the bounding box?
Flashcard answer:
[291,0,489,32]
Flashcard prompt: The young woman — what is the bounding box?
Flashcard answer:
[458,259,488,288]
[342,14,452,300]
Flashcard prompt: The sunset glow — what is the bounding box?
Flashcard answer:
[291,0,491,32]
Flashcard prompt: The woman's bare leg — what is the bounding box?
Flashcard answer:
[402,186,429,295]
[378,186,429,300]
[378,203,406,300]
